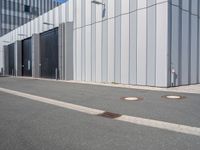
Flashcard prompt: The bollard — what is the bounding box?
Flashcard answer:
[171,69,176,87]
[2,68,4,76]
[55,68,58,80]
[0,68,2,76]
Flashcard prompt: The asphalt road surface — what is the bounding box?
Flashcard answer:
[0,77,200,150]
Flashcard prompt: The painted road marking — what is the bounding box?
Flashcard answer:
[0,87,104,115]
[116,115,200,137]
[0,87,200,137]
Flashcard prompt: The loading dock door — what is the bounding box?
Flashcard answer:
[8,43,15,75]
[40,28,58,79]
[22,38,32,76]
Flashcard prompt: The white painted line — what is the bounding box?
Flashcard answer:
[0,87,200,137]
[0,87,104,115]
[116,115,200,137]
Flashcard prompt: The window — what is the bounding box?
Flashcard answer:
[24,5,30,13]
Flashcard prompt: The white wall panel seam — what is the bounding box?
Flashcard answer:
[178,0,182,85]
[198,0,200,83]
[155,3,157,86]
[81,0,86,81]
[129,0,137,85]
[120,0,129,84]
[91,4,96,82]
[101,0,108,82]
[107,0,115,83]
[114,0,121,83]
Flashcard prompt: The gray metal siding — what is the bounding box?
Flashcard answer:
[181,11,190,85]
[0,0,176,87]
[114,0,121,83]
[129,11,137,85]
[169,0,200,86]
[91,4,96,82]
[171,5,180,86]
[147,5,156,86]
[190,15,198,84]
[101,0,108,83]
[73,0,169,87]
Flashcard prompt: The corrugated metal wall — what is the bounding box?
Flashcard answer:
[0,0,170,87]
[0,2,73,72]
[170,0,200,86]
[73,0,169,87]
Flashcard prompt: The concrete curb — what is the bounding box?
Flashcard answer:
[7,76,200,94]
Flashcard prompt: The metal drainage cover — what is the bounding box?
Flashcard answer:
[121,97,143,101]
[162,95,185,100]
[98,112,122,119]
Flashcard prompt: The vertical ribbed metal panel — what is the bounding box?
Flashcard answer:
[91,2,96,82]
[107,0,115,83]
[129,0,137,85]
[121,0,129,84]
[199,0,200,83]
[190,0,198,84]
[170,1,181,86]
[0,0,182,87]
[137,0,147,85]
[114,0,121,83]
[0,1,2,36]
[156,2,169,87]
[95,0,102,82]
[85,0,92,82]
[147,2,156,86]
[81,0,86,81]
[181,10,190,85]
[101,0,108,82]
[169,0,200,86]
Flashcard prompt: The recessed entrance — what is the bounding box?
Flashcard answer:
[8,43,15,76]
[40,28,58,79]
[22,37,32,77]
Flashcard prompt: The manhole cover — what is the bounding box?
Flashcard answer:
[121,97,143,101]
[162,95,185,100]
[98,112,121,119]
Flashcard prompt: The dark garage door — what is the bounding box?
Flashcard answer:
[22,38,32,76]
[8,43,15,75]
[40,28,58,79]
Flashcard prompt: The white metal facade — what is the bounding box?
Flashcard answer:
[73,0,169,87]
[0,0,200,87]
[170,0,200,86]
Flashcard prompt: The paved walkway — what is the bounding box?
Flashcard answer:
[10,76,200,94]
[69,81,200,94]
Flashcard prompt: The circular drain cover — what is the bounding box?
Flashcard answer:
[162,95,185,100]
[121,97,142,101]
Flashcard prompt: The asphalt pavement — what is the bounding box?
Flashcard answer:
[0,77,200,150]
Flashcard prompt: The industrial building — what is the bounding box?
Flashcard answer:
[0,0,59,36]
[0,0,200,87]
